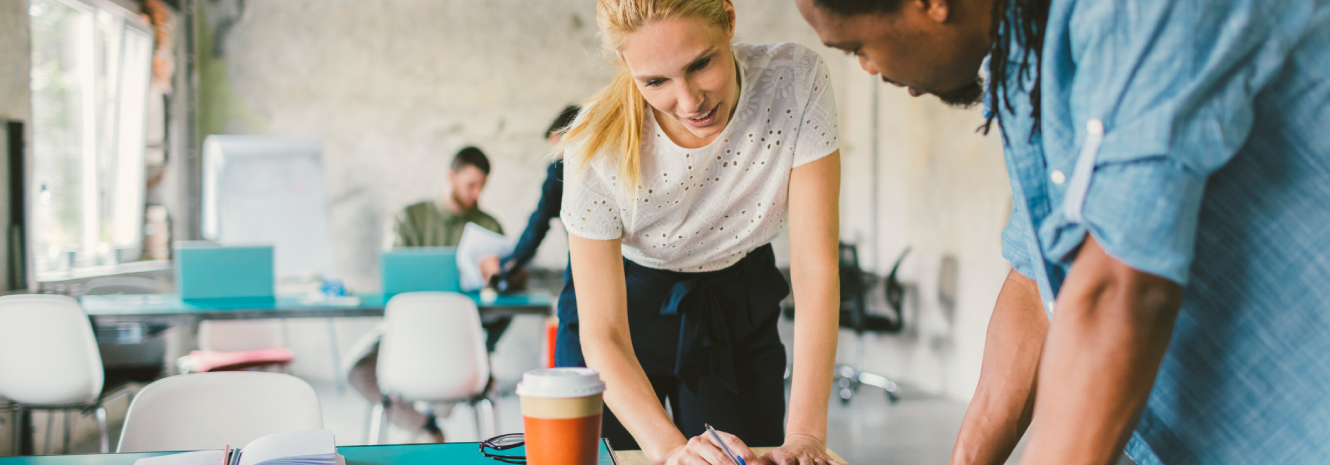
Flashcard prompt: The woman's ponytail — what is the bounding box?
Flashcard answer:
[557,67,645,200]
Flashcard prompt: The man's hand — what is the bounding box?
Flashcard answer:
[756,434,837,465]
[478,255,501,283]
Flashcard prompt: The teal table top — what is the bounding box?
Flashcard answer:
[79,292,553,324]
[0,442,617,465]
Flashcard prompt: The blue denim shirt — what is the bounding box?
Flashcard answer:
[995,1,1330,463]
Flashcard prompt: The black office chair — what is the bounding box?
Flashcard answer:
[832,244,909,404]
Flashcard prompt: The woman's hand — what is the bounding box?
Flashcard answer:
[663,430,759,465]
[756,434,837,465]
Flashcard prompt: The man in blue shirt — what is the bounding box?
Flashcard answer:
[478,105,580,286]
[798,0,1329,464]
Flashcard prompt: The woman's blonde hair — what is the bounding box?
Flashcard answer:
[557,0,732,198]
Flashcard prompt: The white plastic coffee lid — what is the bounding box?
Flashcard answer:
[516,368,606,398]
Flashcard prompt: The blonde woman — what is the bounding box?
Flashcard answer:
[554,1,842,464]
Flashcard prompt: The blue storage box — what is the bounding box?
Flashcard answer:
[174,242,276,301]
[381,247,461,296]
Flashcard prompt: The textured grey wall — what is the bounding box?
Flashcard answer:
[0,0,27,451]
[0,0,30,295]
[196,0,1014,400]
[197,0,853,292]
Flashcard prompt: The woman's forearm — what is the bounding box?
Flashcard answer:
[582,333,686,463]
[568,236,684,464]
[786,262,839,441]
[785,152,842,443]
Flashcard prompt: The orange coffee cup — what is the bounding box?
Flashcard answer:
[517,368,606,465]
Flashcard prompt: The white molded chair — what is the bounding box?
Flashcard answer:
[81,277,162,296]
[178,320,293,374]
[117,372,323,452]
[0,295,111,454]
[198,320,285,352]
[370,292,494,444]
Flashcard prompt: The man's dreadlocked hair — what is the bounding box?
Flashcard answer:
[812,0,1051,140]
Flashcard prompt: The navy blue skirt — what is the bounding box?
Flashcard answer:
[555,244,790,449]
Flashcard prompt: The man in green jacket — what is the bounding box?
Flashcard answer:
[388,145,503,248]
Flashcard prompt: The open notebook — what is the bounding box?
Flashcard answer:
[133,430,339,465]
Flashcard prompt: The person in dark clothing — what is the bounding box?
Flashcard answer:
[479,105,581,284]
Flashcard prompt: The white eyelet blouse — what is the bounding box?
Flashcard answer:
[561,42,840,272]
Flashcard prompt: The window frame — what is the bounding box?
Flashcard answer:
[28,0,155,281]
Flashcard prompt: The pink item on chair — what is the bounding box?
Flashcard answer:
[182,347,295,373]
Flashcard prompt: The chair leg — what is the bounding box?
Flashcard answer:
[62,410,71,455]
[478,396,497,438]
[325,318,345,393]
[95,406,109,454]
[44,411,53,455]
[369,396,390,445]
[470,400,485,441]
[485,390,499,436]
[367,399,383,445]
[11,404,23,457]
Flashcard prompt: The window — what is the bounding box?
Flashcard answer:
[29,0,153,275]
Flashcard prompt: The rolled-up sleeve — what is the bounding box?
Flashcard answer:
[1037,0,1298,284]
[1002,203,1038,281]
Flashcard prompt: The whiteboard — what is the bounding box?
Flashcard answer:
[202,136,337,279]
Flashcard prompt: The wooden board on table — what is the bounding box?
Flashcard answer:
[614,447,849,465]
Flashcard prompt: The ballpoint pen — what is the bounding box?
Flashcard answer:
[704,423,746,465]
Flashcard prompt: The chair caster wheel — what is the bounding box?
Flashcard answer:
[887,391,900,404]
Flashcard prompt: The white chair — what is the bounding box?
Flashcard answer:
[117,372,323,453]
[81,277,162,296]
[0,295,111,455]
[177,320,294,374]
[197,320,286,352]
[370,292,494,444]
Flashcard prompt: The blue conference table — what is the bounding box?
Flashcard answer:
[79,291,554,325]
[0,442,621,465]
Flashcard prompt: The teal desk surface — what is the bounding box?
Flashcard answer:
[0,442,619,465]
[80,292,553,325]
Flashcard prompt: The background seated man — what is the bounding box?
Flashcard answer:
[348,146,504,443]
[388,145,503,248]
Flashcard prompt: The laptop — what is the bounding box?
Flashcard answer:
[174,242,276,302]
[380,247,462,296]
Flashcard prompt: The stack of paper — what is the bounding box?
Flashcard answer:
[456,222,515,291]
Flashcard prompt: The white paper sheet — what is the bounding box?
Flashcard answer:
[456,222,515,291]
[134,450,225,465]
[237,429,336,465]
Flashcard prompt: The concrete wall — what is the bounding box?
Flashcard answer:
[0,0,28,452]
[196,0,1014,400]
[0,0,29,295]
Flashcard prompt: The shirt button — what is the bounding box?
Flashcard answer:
[1050,170,1067,185]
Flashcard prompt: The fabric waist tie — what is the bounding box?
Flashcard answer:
[649,245,788,394]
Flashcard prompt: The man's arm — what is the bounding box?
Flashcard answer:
[1019,235,1183,465]
[949,269,1048,465]
[501,161,563,275]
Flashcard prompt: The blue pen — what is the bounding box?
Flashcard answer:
[705,423,746,465]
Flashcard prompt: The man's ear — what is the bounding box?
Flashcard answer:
[922,0,951,23]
